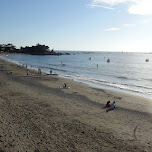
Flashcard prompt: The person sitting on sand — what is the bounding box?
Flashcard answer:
[111,101,115,109]
[60,83,70,89]
[63,83,67,88]
[106,101,116,112]
[7,71,13,74]
[104,101,111,108]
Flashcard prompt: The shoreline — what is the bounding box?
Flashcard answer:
[1,54,152,100]
[60,74,152,100]
[0,57,152,151]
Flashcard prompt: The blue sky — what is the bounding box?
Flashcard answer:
[0,0,152,52]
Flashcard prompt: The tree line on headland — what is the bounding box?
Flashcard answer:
[0,43,70,55]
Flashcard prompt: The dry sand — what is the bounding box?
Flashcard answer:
[0,57,152,152]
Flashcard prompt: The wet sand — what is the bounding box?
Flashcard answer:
[0,57,152,152]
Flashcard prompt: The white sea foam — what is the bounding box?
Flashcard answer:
[59,73,152,96]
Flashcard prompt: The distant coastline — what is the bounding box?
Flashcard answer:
[0,43,70,55]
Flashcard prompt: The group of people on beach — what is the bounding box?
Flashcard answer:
[26,67,53,76]
[104,101,116,112]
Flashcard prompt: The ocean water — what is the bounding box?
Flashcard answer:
[1,51,152,99]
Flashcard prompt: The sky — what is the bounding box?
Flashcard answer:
[0,0,152,52]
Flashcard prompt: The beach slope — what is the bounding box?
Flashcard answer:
[0,58,152,152]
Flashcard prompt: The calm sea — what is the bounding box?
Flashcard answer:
[1,51,152,99]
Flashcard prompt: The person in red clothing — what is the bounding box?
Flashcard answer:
[104,101,111,108]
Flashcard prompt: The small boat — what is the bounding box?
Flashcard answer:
[89,57,93,60]
[107,58,110,63]
[145,58,149,62]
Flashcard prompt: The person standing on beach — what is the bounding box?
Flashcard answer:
[38,68,41,75]
[27,69,29,76]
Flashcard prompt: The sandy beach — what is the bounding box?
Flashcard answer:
[0,57,152,152]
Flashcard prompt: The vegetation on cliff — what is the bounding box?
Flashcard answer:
[0,43,69,55]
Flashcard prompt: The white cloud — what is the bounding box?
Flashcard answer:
[90,0,152,15]
[88,4,114,9]
[91,0,132,6]
[123,24,136,27]
[128,0,152,15]
[138,18,152,24]
[105,27,120,31]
